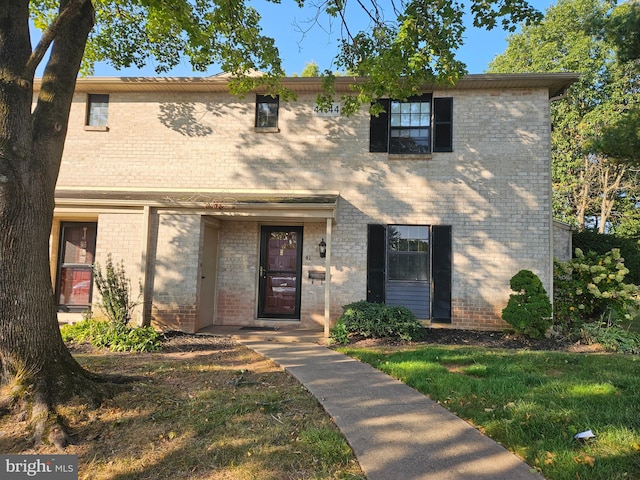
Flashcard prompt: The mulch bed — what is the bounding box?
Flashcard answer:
[67,328,597,354]
[346,328,584,351]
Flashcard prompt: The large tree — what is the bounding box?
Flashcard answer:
[1,0,541,446]
[489,0,640,233]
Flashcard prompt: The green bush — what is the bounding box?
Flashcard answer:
[554,248,640,334]
[501,270,553,339]
[61,318,161,352]
[93,254,141,326]
[330,301,425,344]
[573,231,640,285]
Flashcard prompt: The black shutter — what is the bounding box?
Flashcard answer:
[369,99,390,153]
[367,224,386,303]
[433,98,453,152]
[431,225,452,322]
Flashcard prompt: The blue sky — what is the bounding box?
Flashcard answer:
[89,0,555,77]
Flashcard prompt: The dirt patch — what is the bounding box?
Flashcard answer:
[5,333,365,480]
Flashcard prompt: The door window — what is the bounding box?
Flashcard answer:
[57,223,97,311]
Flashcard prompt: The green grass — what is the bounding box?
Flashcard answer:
[338,345,640,480]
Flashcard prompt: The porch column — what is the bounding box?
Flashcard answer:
[139,205,152,327]
[324,217,332,338]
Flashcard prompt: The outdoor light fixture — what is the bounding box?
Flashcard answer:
[319,238,326,258]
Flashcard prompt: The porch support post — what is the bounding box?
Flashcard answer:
[324,217,332,338]
[139,205,152,327]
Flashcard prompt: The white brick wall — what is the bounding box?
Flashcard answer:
[54,83,554,331]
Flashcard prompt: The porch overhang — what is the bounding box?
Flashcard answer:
[54,187,339,222]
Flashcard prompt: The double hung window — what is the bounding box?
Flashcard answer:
[388,225,430,281]
[367,224,452,322]
[255,95,279,128]
[389,98,432,154]
[369,94,453,154]
[86,94,109,127]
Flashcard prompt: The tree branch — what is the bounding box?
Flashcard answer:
[24,0,90,79]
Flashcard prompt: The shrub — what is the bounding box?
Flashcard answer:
[330,301,425,343]
[328,320,349,345]
[579,316,640,354]
[61,318,161,352]
[554,248,640,334]
[573,231,640,284]
[93,254,141,326]
[501,270,553,339]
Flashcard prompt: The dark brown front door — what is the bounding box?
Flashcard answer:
[56,222,97,312]
[258,226,303,319]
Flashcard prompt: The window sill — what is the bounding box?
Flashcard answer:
[387,153,432,160]
[254,126,280,133]
[84,125,109,132]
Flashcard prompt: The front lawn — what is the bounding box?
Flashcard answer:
[338,345,640,480]
[1,336,364,480]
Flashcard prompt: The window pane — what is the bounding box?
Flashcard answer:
[387,97,433,153]
[87,94,109,126]
[256,95,279,127]
[416,253,429,281]
[388,225,431,281]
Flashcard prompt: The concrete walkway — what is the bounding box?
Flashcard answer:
[230,335,544,480]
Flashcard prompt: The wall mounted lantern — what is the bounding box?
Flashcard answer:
[319,238,327,258]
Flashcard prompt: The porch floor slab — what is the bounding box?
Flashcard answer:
[198,328,542,480]
[197,324,327,344]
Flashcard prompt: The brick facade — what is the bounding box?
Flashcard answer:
[50,75,575,333]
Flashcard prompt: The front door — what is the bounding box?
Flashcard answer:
[197,223,219,330]
[258,226,303,319]
[56,222,97,312]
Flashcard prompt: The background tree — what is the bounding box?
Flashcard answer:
[489,0,640,234]
[291,61,322,77]
[587,2,640,167]
[1,0,542,445]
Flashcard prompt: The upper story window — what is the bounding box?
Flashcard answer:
[390,97,432,154]
[369,94,453,154]
[86,94,109,127]
[255,94,279,128]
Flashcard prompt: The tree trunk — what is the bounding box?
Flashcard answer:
[0,0,107,446]
[598,162,626,234]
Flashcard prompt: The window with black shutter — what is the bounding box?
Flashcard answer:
[369,95,453,154]
[366,224,452,321]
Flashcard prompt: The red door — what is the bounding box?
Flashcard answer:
[258,226,303,319]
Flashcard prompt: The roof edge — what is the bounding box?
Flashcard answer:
[34,72,580,99]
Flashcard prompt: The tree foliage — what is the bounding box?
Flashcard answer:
[604,0,640,62]
[488,0,640,234]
